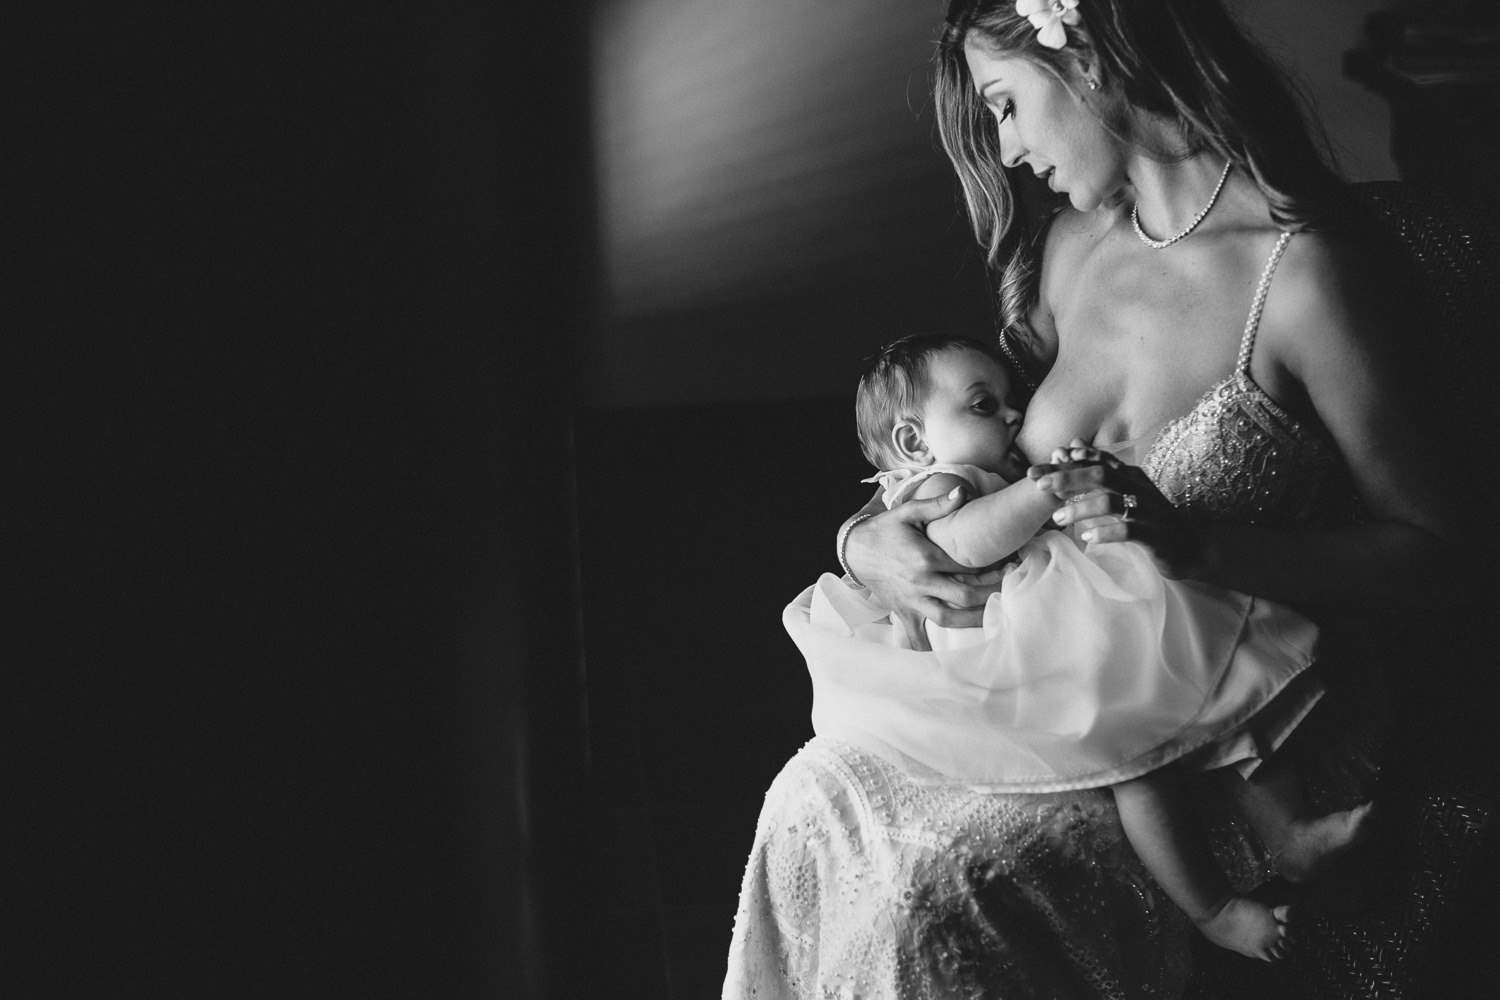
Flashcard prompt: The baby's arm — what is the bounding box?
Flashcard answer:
[908,473,1065,570]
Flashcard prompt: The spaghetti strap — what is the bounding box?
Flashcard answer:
[1236,231,1294,375]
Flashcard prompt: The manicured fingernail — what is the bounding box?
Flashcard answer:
[1051,509,1067,524]
[948,486,963,500]
[1035,476,1054,490]
[1080,530,1095,542]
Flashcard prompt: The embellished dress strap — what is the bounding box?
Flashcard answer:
[1236,231,1294,376]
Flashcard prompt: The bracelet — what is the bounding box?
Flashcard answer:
[837,513,877,588]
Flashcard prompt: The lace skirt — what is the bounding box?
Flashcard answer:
[727,623,1495,999]
[723,736,1193,1000]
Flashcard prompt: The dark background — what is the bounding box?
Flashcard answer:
[576,1,1500,997]
[18,5,588,997]
[13,2,1496,999]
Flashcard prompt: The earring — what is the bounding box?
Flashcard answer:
[1087,78,1100,91]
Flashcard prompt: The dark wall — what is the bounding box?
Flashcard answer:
[584,0,997,409]
[18,6,588,997]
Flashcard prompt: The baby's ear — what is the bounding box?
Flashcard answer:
[891,419,931,466]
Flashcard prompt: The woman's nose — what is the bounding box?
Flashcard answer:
[996,122,1024,169]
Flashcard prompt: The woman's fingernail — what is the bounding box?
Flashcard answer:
[1051,509,1067,524]
[948,486,963,500]
[1035,476,1054,490]
[1080,530,1095,542]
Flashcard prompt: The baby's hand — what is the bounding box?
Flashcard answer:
[1048,438,1112,467]
[1031,439,1123,499]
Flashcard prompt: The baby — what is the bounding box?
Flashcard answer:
[783,333,1372,961]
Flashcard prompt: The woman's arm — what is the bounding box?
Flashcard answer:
[910,472,1064,569]
[1039,233,1468,613]
[842,487,1007,630]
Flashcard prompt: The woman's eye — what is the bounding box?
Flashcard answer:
[996,98,1015,124]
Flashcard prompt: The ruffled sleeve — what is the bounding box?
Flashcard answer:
[861,464,1008,509]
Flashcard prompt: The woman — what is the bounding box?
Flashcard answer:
[725,1,1469,997]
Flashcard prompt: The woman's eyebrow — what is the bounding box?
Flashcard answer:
[978,78,1006,99]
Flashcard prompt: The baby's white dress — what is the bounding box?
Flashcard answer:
[784,462,1323,792]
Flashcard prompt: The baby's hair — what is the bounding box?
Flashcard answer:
[856,333,1011,470]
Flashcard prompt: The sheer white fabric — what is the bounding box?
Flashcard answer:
[792,463,1321,792]
[794,556,1320,791]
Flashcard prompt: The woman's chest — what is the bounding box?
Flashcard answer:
[1023,244,1257,452]
[1016,321,1238,458]
[1140,374,1357,526]
[1022,226,1358,525]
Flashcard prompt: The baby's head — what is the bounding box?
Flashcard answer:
[856,334,1026,479]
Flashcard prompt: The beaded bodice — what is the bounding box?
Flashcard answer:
[1139,233,1361,528]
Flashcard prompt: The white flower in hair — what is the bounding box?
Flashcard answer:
[1017,0,1081,50]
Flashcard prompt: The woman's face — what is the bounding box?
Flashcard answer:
[963,40,1126,213]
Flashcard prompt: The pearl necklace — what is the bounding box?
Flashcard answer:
[1130,161,1232,249]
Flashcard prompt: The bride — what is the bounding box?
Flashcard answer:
[725,1,1467,997]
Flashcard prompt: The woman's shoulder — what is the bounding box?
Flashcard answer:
[1279,225,1364,283]
[1269,225,1409,335]
[1257,223,1413,384]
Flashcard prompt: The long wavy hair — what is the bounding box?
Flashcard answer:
[933,0,1348,342]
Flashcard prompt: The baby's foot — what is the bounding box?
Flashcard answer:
[1194,896,1293,962]
[1279,802,1376,884]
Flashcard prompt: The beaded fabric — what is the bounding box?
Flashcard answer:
[1140,232,1362,529]
[725,737,1192,1000]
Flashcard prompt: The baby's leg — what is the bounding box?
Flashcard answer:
[1220,753,1374,884]
[1115,767,1292,962]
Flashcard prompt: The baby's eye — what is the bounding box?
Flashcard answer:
[971,396,998,415]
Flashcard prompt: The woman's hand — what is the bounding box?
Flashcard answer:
[844,487,1006,648]
[1028,439,1211,580]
